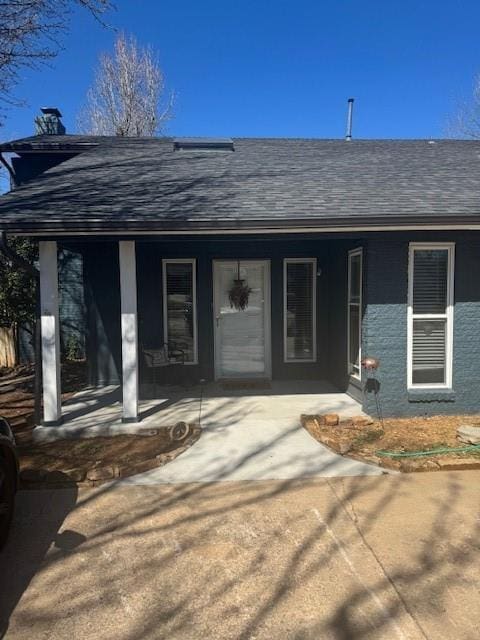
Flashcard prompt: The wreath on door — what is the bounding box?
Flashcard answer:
[228,261,252,311]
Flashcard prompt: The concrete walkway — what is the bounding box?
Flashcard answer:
[35,381,383,482]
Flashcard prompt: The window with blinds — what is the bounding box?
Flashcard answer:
[283,259,316,362]
[348,249,363,378]
[408,244,454,387]
[162,259,197,363]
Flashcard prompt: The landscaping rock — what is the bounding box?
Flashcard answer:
[20,468,47,483]
[324,414,339,426]
[436,458,480,471]
[138,428,160,437]
[351,415,374,427]
[86,466,115,481]
[301,414,325,427]
[400,459,440,473]
[339,443,352,455]
[46,470,74,484]
[64,468,86,482]
[376,457,401,471]
[457,425,480,445]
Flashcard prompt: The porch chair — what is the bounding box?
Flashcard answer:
[141,341,186,390]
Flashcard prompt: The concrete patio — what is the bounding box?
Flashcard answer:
[33,381,383,482]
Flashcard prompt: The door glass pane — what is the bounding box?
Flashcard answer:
[412,319,446,384]
[349,254,361,304]
[413,250,448,314]
[217,262,266,377]
[286,262,314,361]
[165,262,194,362]
[349,304,360,374]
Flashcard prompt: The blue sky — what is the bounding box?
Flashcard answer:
[3,0,480,140]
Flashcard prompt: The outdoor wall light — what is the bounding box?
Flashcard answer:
[361,356,380,371]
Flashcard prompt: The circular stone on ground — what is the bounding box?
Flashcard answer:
[169,422,191,442]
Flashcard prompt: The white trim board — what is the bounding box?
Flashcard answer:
[347,248,363,380]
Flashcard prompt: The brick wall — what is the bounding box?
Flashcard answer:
[362,234,480,417]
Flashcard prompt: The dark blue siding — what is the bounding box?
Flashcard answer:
[136,239,331,389]
[362,239,409,416]
[59,248,86,359]
[82,243,121,386]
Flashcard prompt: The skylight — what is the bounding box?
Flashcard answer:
[173,138,234,152]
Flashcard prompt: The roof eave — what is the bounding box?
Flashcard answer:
[2,215,480,235]
[0,142,99,153]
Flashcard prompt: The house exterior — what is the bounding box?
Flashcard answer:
[2,111,480,425]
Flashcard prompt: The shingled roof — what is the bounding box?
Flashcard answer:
[1,135,480,233]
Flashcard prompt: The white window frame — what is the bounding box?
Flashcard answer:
[407,242,455,389]
[162,258,198,365]
[347,248,363,380]
[283,258,317,363]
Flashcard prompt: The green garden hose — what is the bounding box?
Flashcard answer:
[376,444,480,458]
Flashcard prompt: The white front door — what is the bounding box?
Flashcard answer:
[213,260,271,379]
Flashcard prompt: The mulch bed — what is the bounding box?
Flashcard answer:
[19,425,201,488]
[0,361,87,445]
[1,363,202,487]
[301,414,480,472]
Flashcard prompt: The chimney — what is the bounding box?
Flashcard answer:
[35,107,66,135]
[345,98,354,141]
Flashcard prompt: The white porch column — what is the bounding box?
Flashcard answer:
[39,241,62,425]
[119,241,139,422]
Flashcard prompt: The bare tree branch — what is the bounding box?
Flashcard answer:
[446,74,480,139]
[0,0,113,121]
[77,32,174,137]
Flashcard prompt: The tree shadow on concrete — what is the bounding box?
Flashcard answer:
[1,426,479,639]
[0,476,82,639]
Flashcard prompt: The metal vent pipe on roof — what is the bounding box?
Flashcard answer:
[345,98,354,141]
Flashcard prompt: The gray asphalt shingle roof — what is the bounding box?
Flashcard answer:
[1,135,480,233]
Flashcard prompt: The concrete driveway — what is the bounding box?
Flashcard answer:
[1,472,479,639]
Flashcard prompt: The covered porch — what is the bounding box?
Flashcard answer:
[38,235,364,427]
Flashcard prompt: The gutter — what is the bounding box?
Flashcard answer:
[4,218,480,236]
